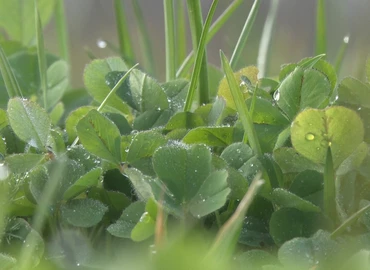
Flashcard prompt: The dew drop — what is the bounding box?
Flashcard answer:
[343,35,350,44]
[96,39,107,49]
[0,162,10,181]
[305,133,315,141]
[273,91,280,101]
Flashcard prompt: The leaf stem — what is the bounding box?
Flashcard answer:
[55,0,70,65]
[230,0,261,69]
[184,0,219,111]
[0,45,23,98]
[164,0,176,81]
[324,147,336,222]
[334,35,350,75]
[315,0,327,56]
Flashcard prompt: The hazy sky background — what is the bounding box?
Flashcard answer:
[44,0,370,87]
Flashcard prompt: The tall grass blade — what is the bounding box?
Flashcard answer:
[71,63,139,147]
[184,0,219,111]
[176,0,244,78]
[35,1,48,109]
[164,0,176,81]
[220,51,262,156]
[175,0,187,69]
[208,175,264,260]
[0,46,23,98]
[230,0,261,69]
[334,35,350,74]
[55,0,70,65]
[114,0,135,64]
[257,0,280,78]
[132,0,155,76]
[315,0,327,56]
[324,147,336,222]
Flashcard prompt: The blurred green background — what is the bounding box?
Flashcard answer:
[43,0,370,87]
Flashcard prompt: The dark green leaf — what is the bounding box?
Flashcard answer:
[124,167,153,201]
[60,198,108,227]
[336,77,370,109]
[65,106,94,144]
[161,79,189,112]
[165,112,205,131]
[103,112,132,135]
[182,127,235,147]
[271,188,321,212]
[221,142,254,169]
[63,168,102,200]
[132,109,172,131]
[239,216,274,248]
[0,108,7,130]
[46,60,69,110]
[5,153,45,174]
[76,110,121,164]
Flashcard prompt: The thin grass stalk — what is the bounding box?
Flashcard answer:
[324,147,336,222]
[176,0,244,78]
[55,0,70,64]
[230,0,261,69]
[183,0,219,112]
[132,0,155,76]
[220,51,262,156]
[114,0,134,63]
[334,35,350,74]
[257,0,279,78]
[176,0,187,69]
[0,46,23,98]
[164,0,176,81]
[71,63,139,147]
[35,2,48,109]
[315,0,327,56]
[186,0,209,105]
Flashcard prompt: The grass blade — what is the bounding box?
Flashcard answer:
[208,175,264,260]
[114,0,135,64]
[315,0,327,56]
[230,0,261,69]
[0,45,23,98]
[334,35,350,74]
[71,63,139,147]
[220,51,262,156]
[324,147,336,222]
[164,0,176,81]
[175,0,187,69]
[184,0,219,111]
[331,203,370,239]
[35,1,48,109]
[132,0,155,76]
[257,0,280,78]
[176,0,244,78]
[55,0,70,65]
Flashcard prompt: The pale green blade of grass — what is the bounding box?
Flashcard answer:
[114,0,135,64]
[331,203,370,239]
[334,35,350,74]
[35,1,48,109]
[55,0,70,65]
[183,0,219,111]
[315,0,327,56]
[257,0,280,78]
[164,0,176,81]
[324,147,336,222]
[0,45,23,98]
[71,63,139,147]
[176,0,244,78]
[186,0,211,105]
[84,46,97,60]
[220,51,262,156]
[208,175,264,260]
[132,0,155,76]
[175,0,187,69]
[230,0,261,69]
[17,161,66,270]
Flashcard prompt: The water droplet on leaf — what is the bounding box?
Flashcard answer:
[305,133,315,141]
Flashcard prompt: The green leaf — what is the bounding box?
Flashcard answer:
[124,167,153,201]
[165,112,205,131]
[275,67,331,120]
[220,142,254,169]
[0,0,56,45]
[336,77,370,108]
[273,147,323,173]
[271,188,321,212]
[236,250,278,270]
[66,145,101,172]
[291,106,364,168]
[103,112,132,135]
[60,198,108,228]
[131,211,155,242]
[269,208,327,246]
[246,98,289,126]
[0,45,22,101]
[239,216,274,248]
[0,253,16,269]
[83,57,129,114]
[63,168,102,200]
[152,143,212,217]
[182,127,236,147]
[76,110,121,165]
[188,170,230,217]
[132,109,172,131]
[7,98,50,150]
[49,102,64,126]
[107,201,145,238]
[0,108,7,130]
[5,153,45,174]
[161,79,189,112]
[46,60,69,110]
[65,106,95,144]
